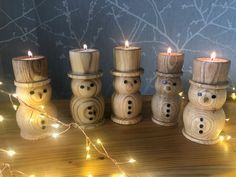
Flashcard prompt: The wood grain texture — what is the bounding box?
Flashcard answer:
[183,102,225,144]
[0,98,236,176]
[69,49,100,74]
[192,57,231,85]
[157,52,184,74]
[12,56,48,82]
[113,47,141,72]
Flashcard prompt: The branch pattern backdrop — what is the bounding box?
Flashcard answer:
[0,0,235,98]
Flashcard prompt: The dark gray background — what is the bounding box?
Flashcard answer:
[0,0,235,98]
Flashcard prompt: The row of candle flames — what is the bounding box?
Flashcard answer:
[1,41,236,177]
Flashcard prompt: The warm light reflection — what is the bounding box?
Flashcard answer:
[52,133,59,139]
[7,149,16,157]
[125,40,129,48]
[210,51,216,60]
[167,47,172,54]
[28,50,33,57]
[0,115,4,122]
[231,92,236,100]
[128,158,136,163]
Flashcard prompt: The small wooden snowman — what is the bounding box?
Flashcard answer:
[68,45,104,128]
[111,41,143,125]
[151,48,184,126]
[182,52,231,144]
[12,51,57,140]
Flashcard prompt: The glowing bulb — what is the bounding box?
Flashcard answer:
[96,139,102,144]
[226,118,230,122]
[178,92,183,96]
[29,175,35,177]
[219,135,225,142]
[0,81,2,85]
[119,174,125,177]
[28,50,33,57]
[83,44,88,50]
[233,87,236,91]
[88,175,93,177]
[86,146,90,151]
[128,158,136,163]
[231,93,236,100]
[12,93,17,98]
[52,133,59,139]
[167,47,172,54]
[210,51,216,60]
[51,123,60,129]
[13,105,18,110]
[7,149,16,157]
[0,115,4,122]
[86,154,91,160]
[40,105,45,109]
[226,135,231,141]
[125,40,129,48]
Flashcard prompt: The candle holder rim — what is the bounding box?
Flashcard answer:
[159,52,184,56]
[156,71,183,77]
[189,80,228,89]
[68,71,103,79]
[12,55,45,61]
[194,57,230,63]
[114,46,141,51]
[69,48,99,53]
[14,79,50,88]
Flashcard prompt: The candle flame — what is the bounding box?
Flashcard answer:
[28,50,33,57]
[167,47,172,54]
[83,44,88,50]
[210,51,216,60]
[125,40,129,48]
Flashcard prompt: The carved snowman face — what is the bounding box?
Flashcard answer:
[16,84,52,106]
[113,77,140,94]
[155,77,182,94]
[188,85,227,110]
[71,79,101,98]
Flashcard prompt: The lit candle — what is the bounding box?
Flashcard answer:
[114,40,141,72]
[12,50,48,82]
[157,47,184,74]
[69,44,99,74]
[192,52,231,85]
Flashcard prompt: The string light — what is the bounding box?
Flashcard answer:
[0,115,4,122]
[12,104,18,110]
[51,123,60,129]
[96,139,102,144]
[226,118,230,122]
[219,135,225,142]
[0,81,3,85]
[128,158,136,163]
[231,92,236,100]
[6,150,16,157]
[52,132,59,139]
[86,154,91,160]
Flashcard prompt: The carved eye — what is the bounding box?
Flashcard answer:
[134,80,137,84]
[30,91,35,95]
[124,80,128,84]
[198,92,202,96]
[80,85,85,89]
[212,95,216,99]
[90,83,94,87]
[43,89,47,93]
[162,80,167,84]
[173,83,176,86]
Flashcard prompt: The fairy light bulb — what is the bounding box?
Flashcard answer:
[0,81,3,85]
[167,47,172,54]
[51,123,60,129]
[28,50,33,57]
[231,92,236,100]
[96,139,102,144]
[128,158,136,163]
[12,93,17,98]
[86,154,91,160]
[210,51,216,61]
[0,115,4,122]
[86,146,90,151]
[219,135,225,142]
[125,40,129,48]
[83,44,88,50]
[29,175,35,177]
[226,135,231,141]
[7,149,16,157]
[52,133,59,139]
[13,104,18,110]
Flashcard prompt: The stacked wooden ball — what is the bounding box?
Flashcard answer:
[12,55,57,140]
[151,50,184,126]
[183,57,231,144]
[111,44,143,125]
[68,47,105,128]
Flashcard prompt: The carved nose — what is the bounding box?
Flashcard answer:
[38,93,42,99]
[166,86,171,91]
[127,83,133,90]
[203,97,209,103]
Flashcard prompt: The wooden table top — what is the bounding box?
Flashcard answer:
[0,98,236,177]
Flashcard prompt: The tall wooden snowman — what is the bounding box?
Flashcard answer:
[12,51,57,140]
[183,52,231,144]
[68,45,104,128]
[111,41,143,125]
[152,48,184,126]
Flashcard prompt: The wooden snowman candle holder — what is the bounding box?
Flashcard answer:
[111,41,143,125]
[68,45,104,128]
[183,53,231,144]
[152,48,184,126]
[12,51,57,140]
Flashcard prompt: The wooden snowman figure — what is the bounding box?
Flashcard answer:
[111,41,143,125]
[152,48,184,126]
[183,53,231,144]
[68,45,104,128]
[12,51,57,140]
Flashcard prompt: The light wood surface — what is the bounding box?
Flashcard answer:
[1,98,236,176]
[192,57,230,85]
[12,56,48,83]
